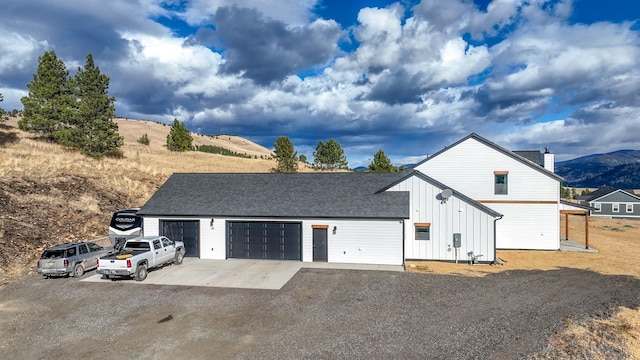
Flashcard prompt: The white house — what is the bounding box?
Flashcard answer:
[413,134,563,250]
[137,133,561,266]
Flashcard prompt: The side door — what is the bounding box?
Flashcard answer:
[77,244,91,269]
[151,239,165,266]
[161,237,176,262]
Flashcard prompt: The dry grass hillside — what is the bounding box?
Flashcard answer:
[0,116,316,284]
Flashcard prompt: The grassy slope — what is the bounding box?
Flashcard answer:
[0,117,315,283]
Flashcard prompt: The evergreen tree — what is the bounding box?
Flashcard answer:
[313,138,348,170]
[299,154,307,164]
[273,136,298,173]
[560,185,571,199]
[137,133,150,145]
[59,54,122,158]
[166,118,193,151]
[0,91,4,123]
[19,51,75,139]
[368,149,397,172]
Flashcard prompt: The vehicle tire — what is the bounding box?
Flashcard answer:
[135,264,148,282]
[73,263,84,277]
[173,251,184,265]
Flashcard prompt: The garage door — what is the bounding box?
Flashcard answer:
[228,222,301,260]
[161,220,199,257]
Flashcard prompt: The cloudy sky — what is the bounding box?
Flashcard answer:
[1,0,639,167]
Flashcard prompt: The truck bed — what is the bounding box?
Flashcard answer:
[100,249,149,261]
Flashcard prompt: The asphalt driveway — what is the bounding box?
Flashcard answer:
[1,267,638,359]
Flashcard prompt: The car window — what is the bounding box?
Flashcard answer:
[67,247,76,257]
[153,239,162,250]
[78,245,89,254]
[161,237,173,247]
[87,243,102,252]
[41,250,65,259]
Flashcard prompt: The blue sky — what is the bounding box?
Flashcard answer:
[1,0,639,167]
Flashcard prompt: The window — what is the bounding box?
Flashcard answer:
[78,245,88,254]
[161,237,173,247]
[494,171,508,195]
[415,223,431,240]
[87,243,102,252]
[593,203,601,212]
[153,239,162,250]
[613,203,619,212]
[626,204,633,213]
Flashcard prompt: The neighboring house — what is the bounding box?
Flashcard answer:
[138,133,560,266]
[413,134,563,250]
[577,187,640,219]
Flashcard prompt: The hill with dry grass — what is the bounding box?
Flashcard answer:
[0,116,315,284]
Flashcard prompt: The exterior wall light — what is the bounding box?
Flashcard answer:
[333,226,337,234]
[210,218,215,229]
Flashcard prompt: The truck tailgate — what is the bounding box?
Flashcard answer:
[98,258,129,269]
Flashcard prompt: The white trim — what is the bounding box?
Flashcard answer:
[626,203,633,213]
[613,203,620,212]
[593,203,601,212]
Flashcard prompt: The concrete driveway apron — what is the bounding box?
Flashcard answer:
[82,258,404,290]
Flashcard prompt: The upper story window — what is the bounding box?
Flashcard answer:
[626,204,633,213]
[593,203,601,212]
[494,171,508,195]
[612,203,620,212]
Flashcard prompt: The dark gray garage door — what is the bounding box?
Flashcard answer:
[161,220,199,257]
[228,222,301,260]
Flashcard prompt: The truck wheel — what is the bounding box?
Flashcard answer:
[135,264,148,282]
[174,251,184,265]
[72,263,84,277]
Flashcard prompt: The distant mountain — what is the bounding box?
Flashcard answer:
[555,150,640,188]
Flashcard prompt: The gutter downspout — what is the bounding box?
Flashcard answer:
[493,215,503,263]
[402,219,406,271]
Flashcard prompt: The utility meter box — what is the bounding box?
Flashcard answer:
[453,233,462,248]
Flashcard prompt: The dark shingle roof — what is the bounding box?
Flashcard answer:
[579,187,640,202]
[138,172,411,219]
[513,151,543,166]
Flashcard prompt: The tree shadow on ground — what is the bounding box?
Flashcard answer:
[0,125,19,147]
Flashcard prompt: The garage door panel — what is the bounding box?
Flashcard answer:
[228,222,301,260]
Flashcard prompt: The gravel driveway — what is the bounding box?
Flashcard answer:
[1,268,638,359]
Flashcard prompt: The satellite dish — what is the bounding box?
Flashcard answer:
[441,189,453,199]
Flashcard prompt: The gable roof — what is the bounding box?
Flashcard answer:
[582,187,640,202]
[413,133,563,182]
[378,170,503,218]
[138,172,411,219]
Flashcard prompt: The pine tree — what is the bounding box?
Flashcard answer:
[137,133,150,145]
[0,91,4,123]
[299,154,307,164]
[368,149,397,172]
[19,51,75,140]
[60,54,122,158]
[166,118,193,151]
[313,138,348,170]
[273,136,298,173]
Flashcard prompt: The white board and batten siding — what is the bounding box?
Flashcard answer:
[414,136,561,250]
[302,219,404,265]
[143,216,404,265]
[386,175,496,263]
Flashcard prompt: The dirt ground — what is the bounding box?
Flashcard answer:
[406,216,640,359]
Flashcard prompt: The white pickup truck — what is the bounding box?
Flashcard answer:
[97,236,185,281]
